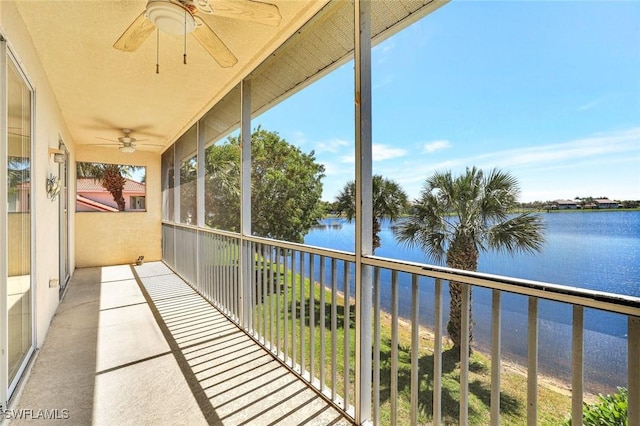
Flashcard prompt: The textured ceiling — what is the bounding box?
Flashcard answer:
[13,0,446,154]
[13,0,328,152]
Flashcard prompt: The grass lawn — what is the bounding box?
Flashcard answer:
[251,260,574,425]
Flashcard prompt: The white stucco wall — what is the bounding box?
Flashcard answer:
[1,1,75,347]
[75,146,162,268]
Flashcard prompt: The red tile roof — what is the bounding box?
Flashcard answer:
[76,194,118,212]
[76,178,145,192]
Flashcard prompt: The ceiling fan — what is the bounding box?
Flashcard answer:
[113,0,282,68]
[93,129,164,153]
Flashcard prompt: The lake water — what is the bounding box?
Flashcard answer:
[304,210,640,393]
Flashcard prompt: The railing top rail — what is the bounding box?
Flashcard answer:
[164,221,640,317]
[164,221,356,262]
[363,255,640,317]
[243,234,356,262]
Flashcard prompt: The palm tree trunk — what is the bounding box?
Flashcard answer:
[102,165,127,211]
[446,236,478,352]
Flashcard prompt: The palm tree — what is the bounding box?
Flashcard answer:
[395,167,545,350]
[335,175,408,252]
[77,162,141,211]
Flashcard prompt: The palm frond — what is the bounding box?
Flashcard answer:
[486,213,546,255]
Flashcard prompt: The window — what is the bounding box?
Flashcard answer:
[130,196,145,210]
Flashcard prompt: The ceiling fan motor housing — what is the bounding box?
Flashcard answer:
[146,0,196,35]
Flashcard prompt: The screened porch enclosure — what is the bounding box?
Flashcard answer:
[157,1,640,424]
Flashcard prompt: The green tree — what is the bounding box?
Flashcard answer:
[179,157,197,223]
[205,127,325,243]
[205,141,241,230]
[335,175,409,252]
[8,156,30,196]
[395,167,545,350]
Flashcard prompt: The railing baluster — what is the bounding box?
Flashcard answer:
[163,223,640,426]
[391,270,398,426]
[629,315,640,425]
[320,256,326,392]
[527,297,538,426]
[343,260,350,410]
[230,237,234,318]
[411,274,419,426]
[572,305,584,425]
[373,267,380,426]
[331,257,338,401]
[433,278,443,426]
[256,243,263,340]
[491,289,502,426]
[234,237,238,319]
[301,251,306,376]
[269,245,274,345]
[217,235,222,310]
[460,283,471,425]
[310,253,316,381]
[249,241,255,333]
[216,235,221,310]
[217,235,222,311]
[215,234,219,305]
[262,243,268,344]
[283,250,289,364]
[227,238,232,314]
[291,250,297,369]
[224,237,230,314]
[276,249,281,356]
[269,246,275,352]
[234,237,240,321]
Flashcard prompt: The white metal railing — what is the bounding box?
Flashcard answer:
[162,222,640,425]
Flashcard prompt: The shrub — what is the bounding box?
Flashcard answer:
[564,387,628,426]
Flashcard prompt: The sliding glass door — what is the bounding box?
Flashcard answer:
[4,47,34,400]
[59,141,70,297]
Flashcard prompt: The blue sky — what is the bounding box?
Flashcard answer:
[254,1,640,202]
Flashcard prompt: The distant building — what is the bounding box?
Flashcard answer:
[553,199,578,210]
[76,178,146,212]
[594,198,619,209]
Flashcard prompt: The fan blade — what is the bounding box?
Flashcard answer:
[96,137,119,143]
[207,0,281,27]
[113,12,156,52]
[192,19,238,68]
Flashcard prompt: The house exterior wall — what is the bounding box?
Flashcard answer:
[76,189,145,212]
[75,146,161,268]
[1,1,75,348]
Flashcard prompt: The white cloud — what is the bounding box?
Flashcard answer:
[374,127,640,201]
[422,140,452,153]
[373,144,407,161]
[322,162,352,177]
[372,40,395,65]
[340,154,355,164]
[471,127,640,169]
[339,143,407,164]
[322,128,640,202]
[292,130,307,145]
[577,99,603,111]
[314,138,350,153]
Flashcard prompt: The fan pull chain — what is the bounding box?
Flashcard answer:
[183,7,187,65]
[156,28,160,74]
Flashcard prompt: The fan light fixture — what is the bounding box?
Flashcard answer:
[146,1,196,35]
[119,145,136,154]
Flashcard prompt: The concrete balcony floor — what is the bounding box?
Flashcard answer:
[9,262,351,425]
